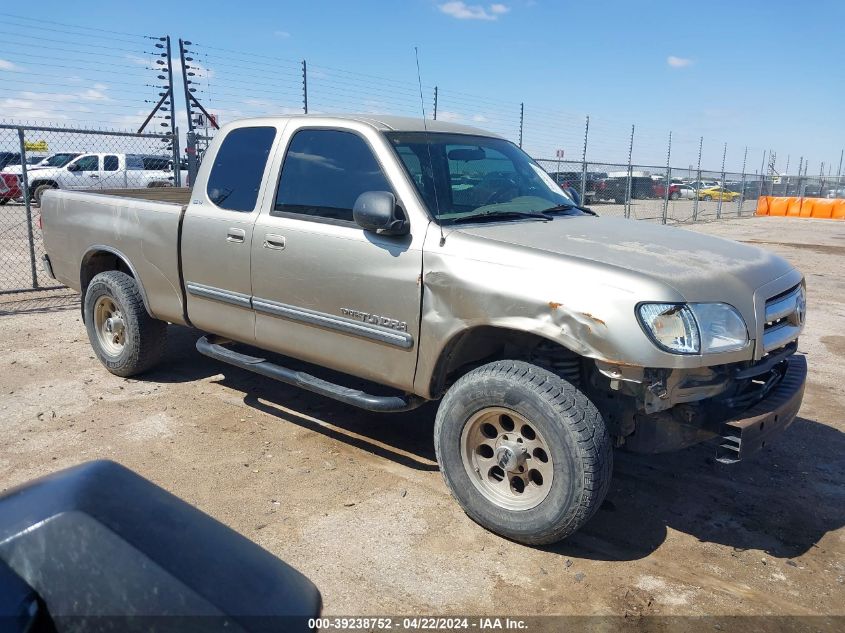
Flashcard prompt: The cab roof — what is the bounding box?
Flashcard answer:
[225,114,503,138]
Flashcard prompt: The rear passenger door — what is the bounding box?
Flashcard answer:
[181,125,281,342]
[101,154,121,189]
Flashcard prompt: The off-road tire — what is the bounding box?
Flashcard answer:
[84,271,166,377]
[434,360,613,545]
[34,183,56,206]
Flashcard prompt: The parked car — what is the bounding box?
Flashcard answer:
[41,114,807,546]
[0,173,21,205]
[698,186,741,201]
[27,153,183,204]
[826,187,845,199]
[675,184,697,199]
[549,171,605,204]
[594,176,656,203]
[0,152,23,170]
[2,152,81,175]
[652,182,686,199]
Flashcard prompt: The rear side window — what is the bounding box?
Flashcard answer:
[103,155,119,171]
[207,126,276,212]
[273,129,392,223]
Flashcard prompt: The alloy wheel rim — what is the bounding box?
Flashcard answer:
[94,296,126,356]
[460,407,554,511]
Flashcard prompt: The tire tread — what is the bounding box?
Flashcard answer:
[434,359,612,545]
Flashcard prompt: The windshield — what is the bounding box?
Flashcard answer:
[41,153,80,167]
[385,132,578,224]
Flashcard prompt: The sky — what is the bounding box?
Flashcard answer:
[1,1,843,173]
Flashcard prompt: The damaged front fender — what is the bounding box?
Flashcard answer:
[413,228,753,398]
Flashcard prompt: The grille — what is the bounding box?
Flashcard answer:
[762,284,803,354]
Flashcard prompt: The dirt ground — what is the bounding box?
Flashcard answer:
[0,216,842,618]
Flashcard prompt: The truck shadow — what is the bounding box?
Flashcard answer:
[551,417,845,561]
[143,325,440,471]
[146,325,844,561]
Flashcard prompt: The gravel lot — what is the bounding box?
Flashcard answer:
[0,216,842,618]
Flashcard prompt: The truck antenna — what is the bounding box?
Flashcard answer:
[414,47,445,247]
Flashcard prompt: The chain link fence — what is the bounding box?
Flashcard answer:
[0,124,179,303]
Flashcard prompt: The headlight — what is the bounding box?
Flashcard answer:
[637,302,748,354]
[689,303,749,352]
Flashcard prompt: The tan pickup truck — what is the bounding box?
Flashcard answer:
[40,115,807,544]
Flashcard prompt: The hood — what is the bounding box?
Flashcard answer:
[2,165,51,176]
[455,215,796,302]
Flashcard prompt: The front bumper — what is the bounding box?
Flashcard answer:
[716,354,807,463]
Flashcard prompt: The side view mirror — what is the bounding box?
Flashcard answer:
[66,163,81,172]
[353,191,408,236]
[566,187,582,206]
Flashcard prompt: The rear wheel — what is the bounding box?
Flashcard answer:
[434,360,613,545]
[703,194,713,201]
[0,198,8,206]
[669,192,679,200]
[84,271,166,376]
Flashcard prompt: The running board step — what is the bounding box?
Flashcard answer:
[196,335,425,413]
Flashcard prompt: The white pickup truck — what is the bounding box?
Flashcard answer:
[21,153,185,204]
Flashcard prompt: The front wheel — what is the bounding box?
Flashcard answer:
[84,270,166,377]
[33,183,57,206]
[434,360,613,545]
[702,194,713,201]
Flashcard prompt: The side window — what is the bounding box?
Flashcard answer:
[207,126,276,212]
[274,129,392,223]
[74,155,99,171]
[103,155,119,171]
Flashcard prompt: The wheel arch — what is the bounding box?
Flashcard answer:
[427,325,585,399]
[29,178,58,190]
[80,246,153,319]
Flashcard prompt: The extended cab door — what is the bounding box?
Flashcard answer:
[250,123,426,392]
[181,125,281,342]
[100,154,122,189]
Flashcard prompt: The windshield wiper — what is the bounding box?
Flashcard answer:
[449,210,553,224]
[541,204,597,217]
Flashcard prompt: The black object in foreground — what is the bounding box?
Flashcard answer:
[0,460,321,632]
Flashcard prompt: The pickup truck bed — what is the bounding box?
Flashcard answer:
[93,188,192,204]
[42,188,189,326]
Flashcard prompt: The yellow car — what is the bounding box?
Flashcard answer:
[698,186,740,201]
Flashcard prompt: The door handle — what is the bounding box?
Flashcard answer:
[226,228,246,244]
[263,234,286,250]
[89,174,99,178]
